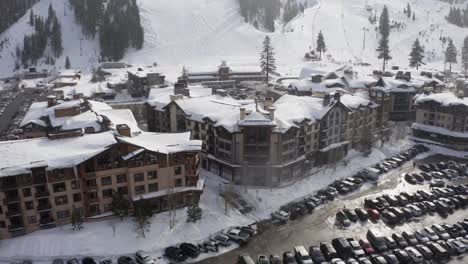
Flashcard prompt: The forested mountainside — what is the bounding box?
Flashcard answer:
[0,0,38,35]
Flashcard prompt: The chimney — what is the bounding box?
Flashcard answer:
[116,124,131,137]
[240,108,246,120]
[268,107,275,121]
[265,97,273,109]
[334,92,341,102]
[47,95,57,108]
[323,94,331,106]
[170,94,183,102]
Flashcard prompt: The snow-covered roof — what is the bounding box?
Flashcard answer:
[0,132,117,177]
[116,132,202,154]
[341,92,378,110]
[411,123,468,138]
[414,92,468,107]
[98,109,142,135]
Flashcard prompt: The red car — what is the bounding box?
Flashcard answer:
[359,239,375,255]
[367,208,380,220]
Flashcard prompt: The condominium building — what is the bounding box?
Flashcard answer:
[412,92,468,151]
[0,128,202,239]
[146,87,379,186]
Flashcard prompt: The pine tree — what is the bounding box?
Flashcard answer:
[316,31,327,60]
[406,3,411,18]
[29,9,34,26]
[51,16,63,57]
[181,66,188,80]
[462,36,468,74]
[71,206,83,230]
[377,6,391,72]
[412,13,415,21]
[259,35,277,83]
[133,199,153,238]
[445,39,458,72]
[379,6,390,39]
[359,127,373,157]
[186,197,202,223]
[409,38,425,70]
[111,191,130,221]
[65,56,71,69]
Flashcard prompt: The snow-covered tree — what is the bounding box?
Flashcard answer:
[186,197,202,223]
[71,206,83,230]
[51,16,63,57]
[409,38,425,70]
[29,9,34,26]
[316,31,327,60]
[260,35,277,83]
[462,36,468,74]
[445,39,458,72]
[65,56,71,69]
[377,37,391,72]
[111,191,130,221]
[181,66,189,80]
[406,3,411,18]
[379,5,390,39]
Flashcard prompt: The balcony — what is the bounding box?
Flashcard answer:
[8,224,25,232]
[40,217,56,228]
[0,182,18,191]
[35,191,50,198]
[37,203,52,212]
[6,208,22,217]
[3,196,20,205]
[85,172,96,178]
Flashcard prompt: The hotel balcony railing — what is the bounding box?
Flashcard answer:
[3,196,20,204]
[35,191,50,198]
[37,203,52,212]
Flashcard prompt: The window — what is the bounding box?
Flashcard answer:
[135,185,145,194]
[116,174,127,183]
[22,188,31,197]
[134,173,144,182]
[53,183,66,193]
[174,166,182,175]
[117,186,128,195]
[28,216,37,224]
[55,195,68,206]
[57,210,70,219]
[73,193,81,202]
[25,201,34,210]
[0,221,5,228]
[101,176,112,186]
[148,183,158,192]
[102,189,113,198]
[71,180,80,190]
[148,171,158,180]
[175,178,183,187]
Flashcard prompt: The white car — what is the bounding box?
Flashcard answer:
[271,210,289,223]
[225,228,250,243]
[135,250,155,264]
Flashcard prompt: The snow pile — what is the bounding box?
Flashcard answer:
[116,132,202,154]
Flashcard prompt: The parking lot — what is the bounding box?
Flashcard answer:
[197,153,468,264]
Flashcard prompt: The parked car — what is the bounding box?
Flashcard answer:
[343,209,358,222]
[282,251,298,264]
[135,251,154,264]
[392,249,410,264]
[67,259,80,264]
[269,255,282,264]
[179,243,200,258]
[271,210,290,223]
[211,234,231,247]
[99,260,112,264]
[369,254,387,264]
[226,228,250,244]
[201,240,218,252]
[367,209,380,220]
[414,230,430,244]
[82,258,96,264]
[346,238,365,258]
[117,257,136,264]
[164,247,187,262]
[293,246,313,264]
[238,255,256,264]
[404,246,423,263]
[309,246,326,263]
[367,230,388,252]
[355,208,369,221]
[332,238,353,260]
[415,244,433,260]
[391,233,408,248]
[53,260,64,264]
[359,239,375,255]
[432,224,451,240]
[383,236,397,250]
[320,242,339,261]
[257,255,270,264]
[336,210,351,227]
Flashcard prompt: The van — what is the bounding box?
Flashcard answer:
[293,246,313,264]
[427,242,449,262]
[237,255,255,264]
[366,229,388,252]
[331,238,352,259]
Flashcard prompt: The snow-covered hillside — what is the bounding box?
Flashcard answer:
[0,0,464,79]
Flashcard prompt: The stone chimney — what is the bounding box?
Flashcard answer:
[268,107,275,121]
[323,94,331,106]
[47,95,57,108]
[116,124,131,137]
[265,97,273,109]
[170,94,183,102]
[240,108,246,120]
[334,92,341,102]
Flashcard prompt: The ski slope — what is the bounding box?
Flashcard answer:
[0,0,464,79]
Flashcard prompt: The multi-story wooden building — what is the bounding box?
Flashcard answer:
[412,92,468,151]
[0,128,201,238]
[146,88,379,186]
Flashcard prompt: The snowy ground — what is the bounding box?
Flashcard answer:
[0,0,463,80]
[0,136,416,263]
